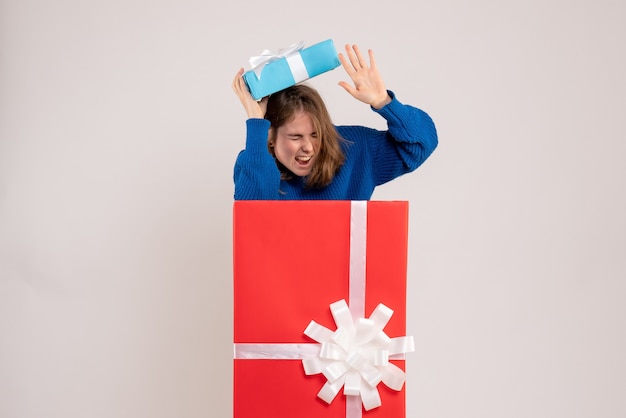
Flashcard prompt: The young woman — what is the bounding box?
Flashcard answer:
[231,43,438,200]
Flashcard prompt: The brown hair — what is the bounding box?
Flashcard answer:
[265,84,345,189]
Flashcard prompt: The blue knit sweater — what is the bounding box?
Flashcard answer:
[233,91,437,200]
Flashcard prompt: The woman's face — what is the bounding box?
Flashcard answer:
[272,110,320,177]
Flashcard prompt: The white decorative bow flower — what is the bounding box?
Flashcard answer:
[248,41,305,78]
[302,299,415,411]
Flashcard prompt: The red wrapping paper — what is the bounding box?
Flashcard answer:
[233,201,410,418]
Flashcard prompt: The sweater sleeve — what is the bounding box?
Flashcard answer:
[368,90,438,185]
[233,118,282,200]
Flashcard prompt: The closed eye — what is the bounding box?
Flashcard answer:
[287,132,317,140]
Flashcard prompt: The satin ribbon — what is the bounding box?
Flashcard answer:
[234,201,415,417]
[248,40,307,79]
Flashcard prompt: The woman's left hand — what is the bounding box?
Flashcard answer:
[232,68,268,119]
[338,44,392,109]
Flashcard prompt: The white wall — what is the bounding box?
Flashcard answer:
[1,1,625,417]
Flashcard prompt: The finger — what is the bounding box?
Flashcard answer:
[233,68,243,82]
[233,77,252,101]
[232,68,244,91]
[344,44,362,70]
[351,44,369,69]
[367,49,377,70]
[338,80,357,97]
[233,77,244,94]
[338,52,356,76]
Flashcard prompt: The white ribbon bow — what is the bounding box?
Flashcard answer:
[302,299,415,411]
[248,41,306,78]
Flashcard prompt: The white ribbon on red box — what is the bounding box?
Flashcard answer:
[234,201,415,417]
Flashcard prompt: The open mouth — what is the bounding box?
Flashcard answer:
[295,156,312,166]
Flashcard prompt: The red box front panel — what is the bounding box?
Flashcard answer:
[233,201,409,418]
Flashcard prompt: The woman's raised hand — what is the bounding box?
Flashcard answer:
[338,44,391,110]
[232,68,268,119]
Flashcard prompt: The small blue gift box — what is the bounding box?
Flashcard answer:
[243,39,341,100]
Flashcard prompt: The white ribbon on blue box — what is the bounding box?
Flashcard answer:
[243,39,341,100]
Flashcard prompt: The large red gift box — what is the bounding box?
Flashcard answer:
[233,201,413,418]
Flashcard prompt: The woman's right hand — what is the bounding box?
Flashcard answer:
[232,68,268,119]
